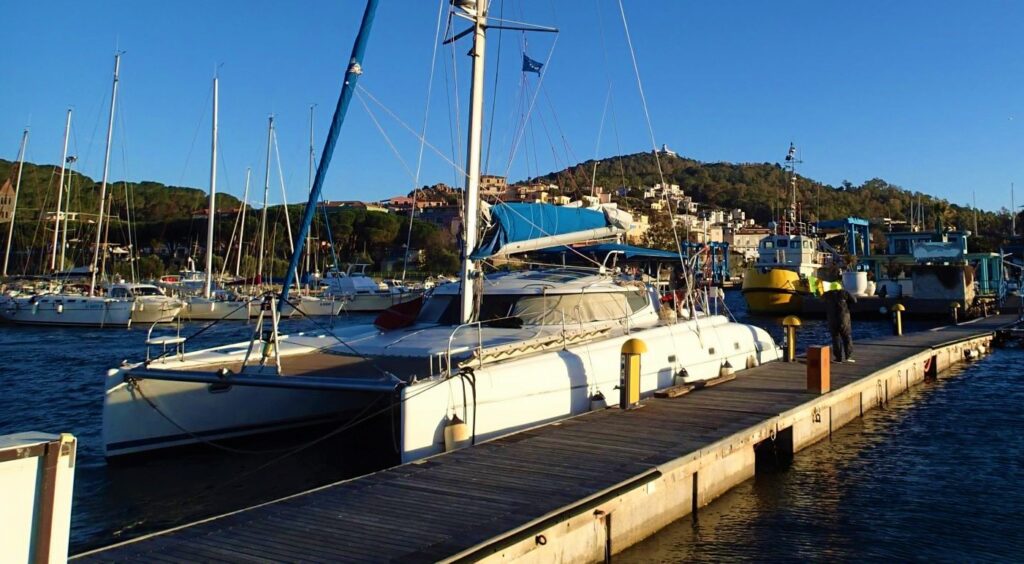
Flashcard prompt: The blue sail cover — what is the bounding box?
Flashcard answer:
[471,203,613,259]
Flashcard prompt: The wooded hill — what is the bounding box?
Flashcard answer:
[0,158,459,277]
[525,152,1017,253]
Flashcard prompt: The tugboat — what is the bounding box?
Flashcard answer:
[741,144,826,314]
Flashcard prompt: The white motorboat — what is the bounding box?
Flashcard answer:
[289,294,346,317]
[322,264,421,312]
[1,293,133,327]
[110,283,183,324]
[179,293,252,321]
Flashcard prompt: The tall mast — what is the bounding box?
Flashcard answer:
[59,163,72,270]
[90,53,121,295]
[50,110,72,271]
[457,0,488,324]
[256,115,273,287]
[1013,182,1017,237]
[2,128,29,277]
[204,75,219,298]
[306,104,315,281]
[235,167,251,277]
[277,0,379,310]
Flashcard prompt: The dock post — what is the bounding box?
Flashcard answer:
[806,346,830,394]
[892,303,905,336]
[950,302,961,325]
[0,432,77,563]
[782,316,801,362]
[620,339,647,409]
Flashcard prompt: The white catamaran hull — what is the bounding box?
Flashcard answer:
[0,295,133,327]
[103,375,368,456]
[101,316,779,459]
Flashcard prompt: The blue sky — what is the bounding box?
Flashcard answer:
[2,1,1022,214]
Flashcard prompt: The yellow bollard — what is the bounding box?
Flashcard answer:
[782,316,801,362]
[892,303,906,336]
[620,339,647,409]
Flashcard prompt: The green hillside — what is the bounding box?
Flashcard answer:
[525,151,1016,252]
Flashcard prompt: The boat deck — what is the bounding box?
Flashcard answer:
[76,316,1011,562]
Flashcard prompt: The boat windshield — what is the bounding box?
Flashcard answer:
[418,290,647,326]
[132,287,164,296]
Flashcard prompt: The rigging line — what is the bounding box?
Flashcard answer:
[354,90,417,183]
[177,82,213,187]
[446,17,465,184]
[590,85,613,196]
[440,20,461,189]
[404,0,448,281]
[592,0,627,195]
[483,0,505,174]
[502,33,559,180]
[356,84,467,177]
[117,99,138,281]
[616,0,687,275]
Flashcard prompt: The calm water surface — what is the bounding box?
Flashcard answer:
[1,291,1018,558]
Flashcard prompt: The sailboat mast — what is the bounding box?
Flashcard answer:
[204,75,219,298]
[236,167,251,278]
[2,128,29,277]
[59,166,71,271]
[90,53,121,295]
[50,109,72,272]
[1012,182,1017,237]
[306,104,314,281]
[256,115,273,287]
[458,0,489,324]
[276,0,378,310]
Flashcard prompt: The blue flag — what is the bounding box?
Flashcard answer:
[522,54,543,75]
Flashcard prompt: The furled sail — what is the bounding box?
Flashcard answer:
[470,202,632,259]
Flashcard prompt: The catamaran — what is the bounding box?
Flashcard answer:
[101,0,781,459]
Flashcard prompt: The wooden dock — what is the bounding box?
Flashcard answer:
[75,315,1010,563]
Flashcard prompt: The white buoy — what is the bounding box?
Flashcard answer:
[443,415,470,452]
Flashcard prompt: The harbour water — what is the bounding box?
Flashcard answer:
[1,292,1020,558]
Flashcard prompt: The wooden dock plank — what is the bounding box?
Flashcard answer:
[75,317,1006,563]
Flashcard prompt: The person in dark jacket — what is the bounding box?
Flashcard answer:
[822,287,857,362]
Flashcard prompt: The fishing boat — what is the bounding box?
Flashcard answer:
[101,0,781,459]
[741,144,826,314]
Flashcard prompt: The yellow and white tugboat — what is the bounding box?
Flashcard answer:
[742,144,825,314]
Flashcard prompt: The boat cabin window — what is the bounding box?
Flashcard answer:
[110,287,129,298]
[790,240,800,248]
[132,286,163,296]
[418,290,647,326]
[777,239,788,248]
[762,241,774,249]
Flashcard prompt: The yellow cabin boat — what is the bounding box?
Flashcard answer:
[741,232,824,315]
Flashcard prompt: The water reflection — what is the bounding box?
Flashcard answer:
[621,348,1024,561]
